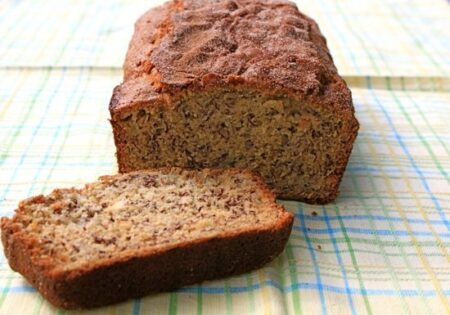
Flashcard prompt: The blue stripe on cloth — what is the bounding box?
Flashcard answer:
[302,214,448,226]
[132,299,141,315]
[292,224,450,239]
[359,132,450,142]
[347,166,444,177]
[6,281,450,297]
[181,281,450,297]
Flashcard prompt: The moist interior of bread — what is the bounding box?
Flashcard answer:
[17,170,279,271]
[118,89,345,199]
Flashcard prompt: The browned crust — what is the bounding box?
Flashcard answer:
[1,168,294,309]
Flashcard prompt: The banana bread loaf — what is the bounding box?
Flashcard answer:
[1,168,293,309]
[110,0,359,203]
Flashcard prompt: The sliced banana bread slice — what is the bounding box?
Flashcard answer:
[1,168,294,309]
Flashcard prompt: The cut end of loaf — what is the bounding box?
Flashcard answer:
[111,85,358,203]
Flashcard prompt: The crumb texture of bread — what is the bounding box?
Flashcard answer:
[110,0,359,204]
[1,168,293,309]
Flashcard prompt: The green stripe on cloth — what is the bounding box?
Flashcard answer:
[168,293,177,315]
[333,205,374,314]
[197,286,203,315]
[285,242,303,314]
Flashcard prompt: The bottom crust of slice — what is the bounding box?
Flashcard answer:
[2,213,293,309]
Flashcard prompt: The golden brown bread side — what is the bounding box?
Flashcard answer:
[110,0,359,203]
[1,168,294,309]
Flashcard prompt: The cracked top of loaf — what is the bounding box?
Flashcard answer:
[111,0,353,114]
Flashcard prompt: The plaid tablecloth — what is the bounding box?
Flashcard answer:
[0,1,449,314]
